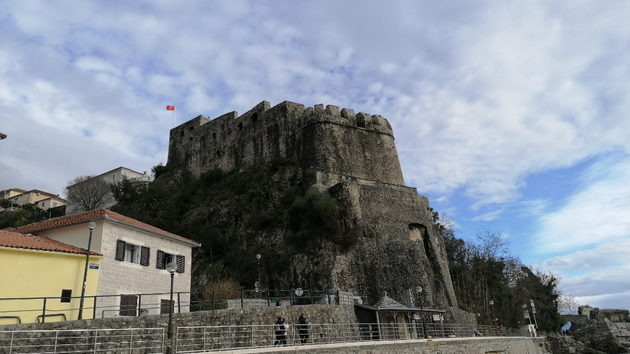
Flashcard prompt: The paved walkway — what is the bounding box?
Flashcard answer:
[191,336,533,354]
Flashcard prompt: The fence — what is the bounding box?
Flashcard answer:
[0,289,342,325]
[175,322,525,353]
[0,328,164,354]
[0,322,530,353]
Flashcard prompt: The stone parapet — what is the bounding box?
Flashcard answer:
[1,305,357,335]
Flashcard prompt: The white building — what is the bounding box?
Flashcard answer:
[65,166,153,213]
[12,208,200,318]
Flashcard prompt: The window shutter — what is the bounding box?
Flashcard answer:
[115,240,126,261]
[160,299,174,314]
[119,295,138,316]
[140,246,150,266]
[156,250,165,269]
[176,255,185,273]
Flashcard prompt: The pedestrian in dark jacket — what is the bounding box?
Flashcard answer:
[297,314,309,344]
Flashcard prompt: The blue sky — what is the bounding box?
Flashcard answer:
[1,0,629,310]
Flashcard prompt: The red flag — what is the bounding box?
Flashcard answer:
[166,105,175,111]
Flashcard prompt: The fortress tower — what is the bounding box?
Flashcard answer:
[167,100,457,308]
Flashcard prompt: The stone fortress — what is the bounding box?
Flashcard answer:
[167,100,457,309]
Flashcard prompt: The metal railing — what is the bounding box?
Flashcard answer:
[0,322,529,353]
[0,328,164,354]
[175,322,525,353]
[0,289,342,324]
[475,325,526,337]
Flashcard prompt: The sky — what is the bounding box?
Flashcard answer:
[1,1,629,311]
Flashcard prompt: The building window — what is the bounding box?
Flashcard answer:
[61,289,72,303]
[161,299,175,314]
[52,202,57,207]
[119,295,138,316]
[124,243,141,264]
[115,240,150,266]
[156,250,185,273]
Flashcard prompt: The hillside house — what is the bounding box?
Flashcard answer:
[65,167,153,213]
[0,189,66,212]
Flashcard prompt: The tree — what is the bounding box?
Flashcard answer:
[432,212,563,332]
[0,203,49,228]
[65,175,113,212]
[558,294,581,315]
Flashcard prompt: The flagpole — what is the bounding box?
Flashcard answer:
[167,105,177,126]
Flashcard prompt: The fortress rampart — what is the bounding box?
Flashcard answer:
[168,101,404,187]
[167,101,457,308]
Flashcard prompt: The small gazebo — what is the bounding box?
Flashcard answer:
[354,294,445,340]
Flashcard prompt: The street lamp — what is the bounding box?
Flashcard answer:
[530,299,539,330]
[166,262,177,354]
[416,286,428,338]
[489,300,496,326]
[523,304,532,324]
[255,254,261,294]
[78,222,96,320]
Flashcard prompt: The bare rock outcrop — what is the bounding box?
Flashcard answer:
[572,319,630,353]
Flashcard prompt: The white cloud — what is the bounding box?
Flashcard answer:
[534,154,630,254]
[543,239,630,272]
[1,0,630,308]
[470,209,504,222]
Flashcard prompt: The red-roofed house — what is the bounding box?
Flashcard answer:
[1,189,67,211]
[0,230,103,324]
[0,188,27,200]
[11,209,200,319]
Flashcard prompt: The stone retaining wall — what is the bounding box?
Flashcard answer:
[1,304,357,332]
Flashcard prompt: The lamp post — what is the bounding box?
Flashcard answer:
[523,304,532,324]
[530,299,539,330]
[78,222,96,320]
[489,300,496,326]
[416,286,428,338]
[166,262,177,354]
[255,254,261,295]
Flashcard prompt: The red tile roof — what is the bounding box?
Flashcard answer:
[0,230,101,256]
[11,209,200,247]
[0,188,28,196]
[30,189,61,198]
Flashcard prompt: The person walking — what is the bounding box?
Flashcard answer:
[297,314,309,344]
[274,317,286,346]
[282,318,289,345]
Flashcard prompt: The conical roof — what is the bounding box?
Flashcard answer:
[373,294,407,309]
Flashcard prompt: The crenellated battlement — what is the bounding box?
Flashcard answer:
[165,100,458,308]
[167,100,403,186]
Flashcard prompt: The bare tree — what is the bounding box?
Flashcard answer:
[558,294,581,315]
[65,175,113,212]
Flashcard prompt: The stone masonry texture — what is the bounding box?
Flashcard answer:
[166,100,457,308]
[1,305,548,354]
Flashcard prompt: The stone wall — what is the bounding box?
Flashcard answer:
[167,101,403,186]
[593,309,630,323]
[1,305,358,332]
[561,314,590,332]
[165,100,457,309]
